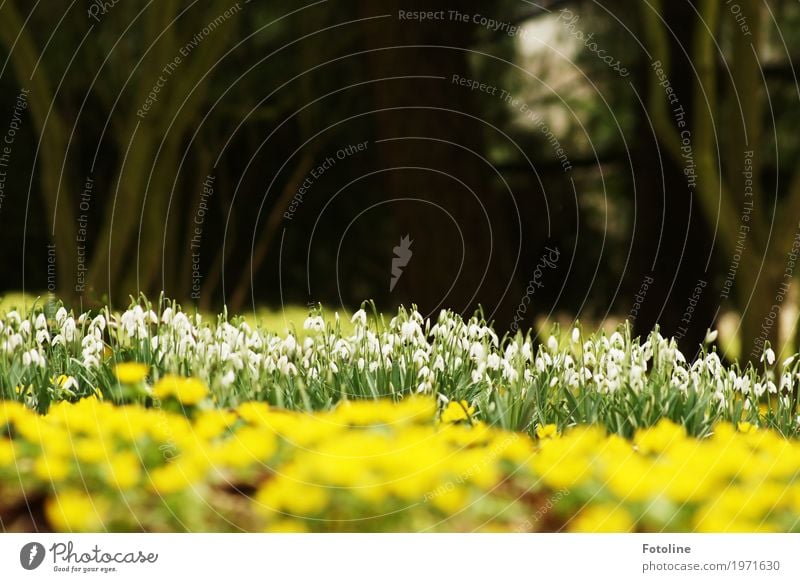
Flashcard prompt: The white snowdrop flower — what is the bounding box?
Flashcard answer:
[486,353,501,370]
[417,366,430,379]
[417,381,432,394]
[744,398,752,411]
[303,337,314,351]
[762,348,776,366]
[753,382,766,398]
[161,307,173,324]
[563,355,574,369]
[335,339,350,359]
[351,309,367,327]
[704,353,721,375]
[83,354,100,368]
[501,361,519,382]
[524,369,534,382]
[34,313,47,330]
[26,348,45,368]
[283,334,297,354]
[60,376,79,393]
[780,373,792,392]
[357,358,365,372]
[630,365,643,381]
[568,372,580,390]
[19,320,31,336]
[571,327,580,344]
[303,316,324,332]
[583,352,596,367]
[401,320,419,341]
[610,332,624,348]
[35,329,50,345]
[61,318,76,342]
[504,342,519,361]
[220,369,236,389]
[453,357,463,368]
[54,308,67,325]
[92,314,107,331]
[547,336,558,352]
[704,329,718,344]
[521,342,533,361]
[767,380,778,394]
[151,336,159,351]
[330,362,339,374]
[247,334,264,351]
[783,355,796,368]
[549,377,559,388]
[471,363,486,384]
[368,361,380,373]
[470,342,486,363]
[433,355,445,372]
[22,351,30,367]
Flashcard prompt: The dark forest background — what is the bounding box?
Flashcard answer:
[2,0,800,363]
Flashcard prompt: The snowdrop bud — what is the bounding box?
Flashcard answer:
[704,329,718,344]
[351,309,367,327]
[571,328,580,344]
[547,336,558,352]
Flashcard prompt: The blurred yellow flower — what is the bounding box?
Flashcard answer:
[569,504,635,533]
[535,424,559,440]
[114,362,149,384]
[152,375,208,405]
[441,400,475,423]
[45,490,107,531]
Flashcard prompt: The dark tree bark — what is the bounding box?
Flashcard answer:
[356,0,522,327]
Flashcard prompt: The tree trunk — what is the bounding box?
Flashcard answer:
[357,0,521,327]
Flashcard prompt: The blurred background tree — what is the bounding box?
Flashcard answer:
[1,0,800,363]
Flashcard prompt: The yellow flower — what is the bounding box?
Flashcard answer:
[431,486,469,514]
[150,461,202,494]
[103,452,141,490]
[441,400,475,423]
[737,421,758,434]
[114,362,149,384]
[45,490,107,532]
[256,481,329,516]
[152,375,208,405]
[0,439,16,466]
[34,454,70,481]
[535,424,559,440]
[569,504,635,532]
